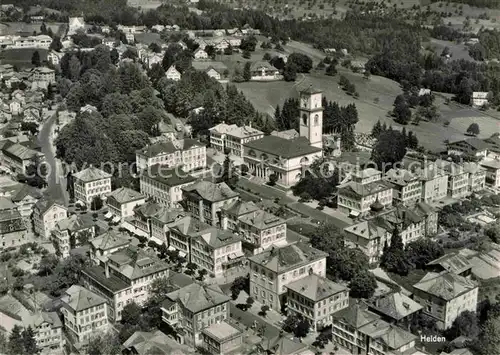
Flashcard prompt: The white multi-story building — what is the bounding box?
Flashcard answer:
[384,168,422,206]
[89,230,131,263]
[73,166,112,204]
[30,312,64,351]
[140,166,197,208]
[33,198,68,239]
[106,187,146,220]
[135,139,206,171]
[415,163,449,203]
[337,180,393,217]
[249,242,327,310]
[286,274,349,331]
[2,35,52,49]
[413,271,478,330]
[60,285,109,344]
[480,158,500,190]
[209,123,264,157]
[82,245,170,322]
[51,214,95,258]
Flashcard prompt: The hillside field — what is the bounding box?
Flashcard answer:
[0,48,48,68]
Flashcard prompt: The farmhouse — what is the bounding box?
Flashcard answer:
[192,61,228,82]
[242,86,323,187]
[471,91,489,108]
[165,65,181,81]
[193,48,209,60]
[250,61,281,81]
[68,17,85,36]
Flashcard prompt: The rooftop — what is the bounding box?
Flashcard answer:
[286,274,347,302]
[73,166,111,182]
[222,200,259,217]
[426,252,472,275]
[384,168,419,186]
[82,266,131,293]
[338,180,392,198]
[146,165,197,187]
[107,245,170,280]
[333,303,380,329]
[136,139,204,158]
[359,321,417,350]
[237,209,285,230]
[55,214,94,232]
[90,230,131,251]
[107,187,145,204]
[34,198,66,215]
[413,271,478,301]
[164,283,230,313]
[122,330,189,355]
[245,135,322,159]
[369,292,422,321]
[202,321,241,342]
[196,228,242,249]
[210,123,263,139]
[182,180,238,202]
[248,242,327,273]
[447,137,489,151]
[344,220,388,240]
[61,285,106,312]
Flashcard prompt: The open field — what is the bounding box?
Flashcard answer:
[235,66,500,152]
[426,38,477,62]
[0,48,48,68]
[0,22,66,36]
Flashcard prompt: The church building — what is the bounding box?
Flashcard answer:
[242,86,324,187]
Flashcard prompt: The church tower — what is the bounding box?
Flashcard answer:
[299,86,323,149]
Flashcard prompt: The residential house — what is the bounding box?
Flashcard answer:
[0,182,41,223]
[413,201,438,236]
[413,271,478,329]
[250,61,281,81]
[32,198,67,239]
[464,162,486,193]
[249,242,327,310]
[47,51,63,66]
[30,311,64,351]
[337,179,393,217]
[60,285,109,344]
[368,291,422,327]
[435,160,472,199]
[5,35,52,49]
[1,141,44,175]
[182,181,239,226]
[343,219,391,264]
[140,165,197,208]
[145,53,163,69]
[82,245,171,321]
[191,61,228,82]
[102,37,116,49]
[0,197,28,249]
[471,92,489,108]
[384,168,421,206]
[202,321,243,355]
[166,65,181,81]
[480,158,500,190]
[52,214,96,258]
[426,252,472,278]
[209,123,264,157]
[484,133,500,159]
[106,187,146,220]
[32,67,55,84]
[123,329,192,355]
[253,333,313,355]
[414,162,449,203]
[135,139,206,171]
[332,303,418,355]
[221,200,287,254]
[447,138,489,158]
[22,103,43,123]
[89,230,131,263]
[286,274,349,331]
[160,283,230,347]
[73,166,112,204]
[194,48,209,60]
[68,17,85,35]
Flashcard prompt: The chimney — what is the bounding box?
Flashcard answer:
[105,262,110,278]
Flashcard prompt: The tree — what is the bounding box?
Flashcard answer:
[218,154,238,189]
[243,62,251,81]
[349,271,377,299]
[148,63,166,88]
[49,36,63,52]
[268,173,278,186]
[393,95,412,125]
[86,332,121,355]
[282,314,300,333]
[446,311,479,340]
[121,302,142,325]
[288,53,313,73]
[381,227,411,275]
[69,55,81,81]
[230,275,249,300]
[246,297,254,308]
[473,315,500,355]
[38,254,58,276]
[31,50,41,67]
[485,224,500,243]
[148,42,162,53]
[22,327,38,355]
[326,63,337,76]
[242,50,251,59]
[8,325,23,355]
[371,130,407,172]
[371,120,383,138]
[467,123,480,136]
[294,319,310,338]
[260,305,270,317]
[405,239,444,269]
[263,52,271,61]
[90,196,103,211]
[283,62,297,82]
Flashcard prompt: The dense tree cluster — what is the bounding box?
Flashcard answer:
[291,158,339,201]
[371,129,407,172]
[429,0,500,9]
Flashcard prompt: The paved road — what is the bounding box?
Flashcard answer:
[38,112,68,204]
[230,303,282,338]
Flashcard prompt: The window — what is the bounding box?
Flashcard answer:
[314,114,319,126]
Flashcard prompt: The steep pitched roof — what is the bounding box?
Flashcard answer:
[259,334,309,354]
[123,330,189,355]
[55,214,94,232]
[73,166,111,182]
[286,274,347,302]
[107,245,170,280]
[333,303,380,328]
[61,285,106,312]
[222,200,259,216]
[238,209,285,230]
[182,180,238,202]
[34,198,66,215]
[164,283,230,313]
[369,292,422,321]
[248,242,327,273]
[90,230,130,251]
[244,135,322,159]
[413,271,477,301]
[426,252,472,275]
[107,187,145,204]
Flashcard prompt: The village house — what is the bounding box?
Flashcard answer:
[249,242,327,310]
[426,252,472,278]
[135,139,206,171]
[202,321,243,355]
[250,61,281,81]
[68,17,85,36]
[51,214,96,259]
[3,34,52,49]
[60,285,109,344]
[182,181,239,227]
[0,182,41,222]
[82,245,170,322]
[73,166,112,204]
[32,198,68,239]
[332,304,418,355]
[384,168,422,206]
[0,197,28,249]
[343,219,391,264]
[29,311,64,351]
[221,200,287,254]
[447,137,489,158]
[192,61,228,82]
[368,291,422,327]
[106,187,146,220]
[89,230,131,263]
[160,283,230,347]
[193,48,209,60]
[102,37,116,49]
[47,50,63,66]
[414,162,449,203]
[413,271,478,330]
[209,123,264,157]
[471,91,489,108]
[22,103,43,123]
[145,52,163,69]
[435,160,485,198]
[1,141,45,175]
[140,165,197,209]
[480,158,500,190]
[166,65,181,81]
[32,67,55,84]
[286,274,349,331]
[243,87,323,186]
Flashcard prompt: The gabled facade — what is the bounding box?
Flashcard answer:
[73,166,112,204]
[135,139,206,171]
[166,65,181,81]
[32,199,67,239]
[51,214,96,259]
[209,123,264,157]
[106,187,146,220]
